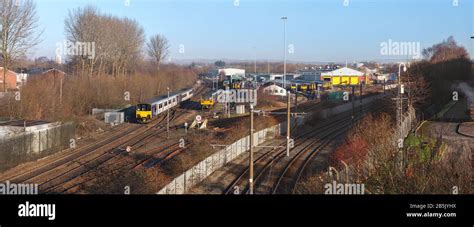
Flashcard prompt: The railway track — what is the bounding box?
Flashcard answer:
[40,85,209,193]
[0,84,209,194]
[0,121,151,184]
[37,109,189,193]
[223,104,379,195]
[21,114,169,189]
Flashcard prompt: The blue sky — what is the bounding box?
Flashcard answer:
[34,0,473,62]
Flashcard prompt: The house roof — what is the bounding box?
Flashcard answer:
[262,84,285,90]
[321,67,364,77]
[28,68,65,76]
[0,67,18,74]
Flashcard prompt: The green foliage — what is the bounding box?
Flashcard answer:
[404,134,422,147]
[404,134,440,163]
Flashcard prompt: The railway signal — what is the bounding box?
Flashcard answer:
[195,115,202,123]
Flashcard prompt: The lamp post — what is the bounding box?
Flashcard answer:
[281,16,287,89]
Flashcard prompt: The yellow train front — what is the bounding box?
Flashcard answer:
[136,103,152,123]
[200,98,214,109]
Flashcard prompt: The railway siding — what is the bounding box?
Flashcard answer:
[158,92,388,194]
[157,125,280,194]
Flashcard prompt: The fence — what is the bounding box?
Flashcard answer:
[157,124,280,194]
[0,122,75,172]
[396,106,417,142]
[157,92,390,194]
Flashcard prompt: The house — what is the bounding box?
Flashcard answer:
[28,68,66,83]
[0,67,19,90]
[40,68,66,80]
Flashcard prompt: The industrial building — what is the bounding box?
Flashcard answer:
[210,68,245,78]
[262,84,287,97]
[321,67,366,86]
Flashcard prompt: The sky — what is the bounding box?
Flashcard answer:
[33,0,473,63]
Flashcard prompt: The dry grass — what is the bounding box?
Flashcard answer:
[297,113,471,194]
[0,67,197,134]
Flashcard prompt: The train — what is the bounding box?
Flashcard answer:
[290,83,319,92]
[136,88,193,123]
[200,98,214,109]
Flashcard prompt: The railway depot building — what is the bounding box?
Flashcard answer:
[321,67,366,86]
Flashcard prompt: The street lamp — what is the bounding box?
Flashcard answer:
[281,16,287,89]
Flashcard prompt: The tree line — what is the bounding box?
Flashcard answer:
[65,6,169,77]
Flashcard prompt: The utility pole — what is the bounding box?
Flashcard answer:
[294,89,298,134]
[351,86,355,122]
[167,87,170,139]
[359,82,363,113]
[249,104,254,194]
[286,91,291,157]
[383,79,386,94]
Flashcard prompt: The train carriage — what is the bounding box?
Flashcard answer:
[136,88,193,123]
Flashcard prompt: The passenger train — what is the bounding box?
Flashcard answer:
[136,88,193,123]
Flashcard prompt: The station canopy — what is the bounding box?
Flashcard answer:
[321,67,364,77]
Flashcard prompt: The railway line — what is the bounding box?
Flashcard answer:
[37,101,199,193]
[37,112,176,193]
[222,104,380,195]
[13,113,169,190]
[0,85,208,194]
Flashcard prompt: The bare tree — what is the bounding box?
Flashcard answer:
[64,6,144,77]
[0,0,41,92]
[146,34,169,72]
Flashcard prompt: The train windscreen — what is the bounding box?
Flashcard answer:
[137,104,151,111]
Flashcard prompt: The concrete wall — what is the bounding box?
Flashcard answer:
[0,122,75,172]
[157,92,388,194]
[105,112,124,124]
[92,108,119,115]
[157,125,280,194]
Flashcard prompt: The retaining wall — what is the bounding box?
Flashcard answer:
[0,122,75,172]
[157,92,387,194]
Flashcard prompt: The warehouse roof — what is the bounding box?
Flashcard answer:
[321,67,364,77]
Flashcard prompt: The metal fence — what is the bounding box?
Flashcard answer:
[396,106,417,142]
[157,92,391,194]
[0,122,75,171]
[157,124,280,194]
